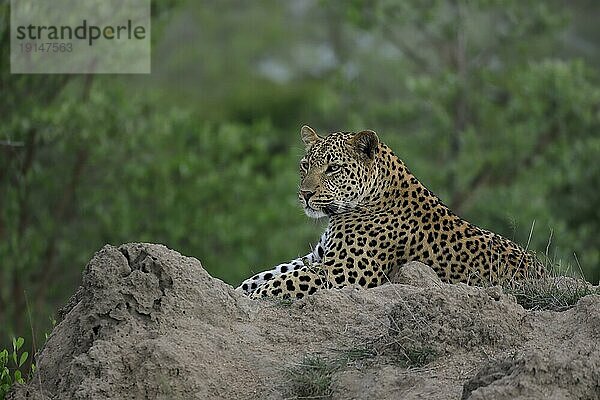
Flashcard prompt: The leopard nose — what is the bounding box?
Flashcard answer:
[299,190,315,202]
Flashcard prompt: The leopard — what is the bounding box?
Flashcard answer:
[236,125,545,299]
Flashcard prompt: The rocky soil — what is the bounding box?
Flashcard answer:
[8,243,600,399]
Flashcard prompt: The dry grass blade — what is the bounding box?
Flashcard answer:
[284,355,337,399]
[503,276,598,312]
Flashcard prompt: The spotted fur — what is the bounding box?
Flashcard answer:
[236,126,545,299]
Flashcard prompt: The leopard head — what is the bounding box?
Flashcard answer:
[298,125,379,218]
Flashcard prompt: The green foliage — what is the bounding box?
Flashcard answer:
[0,337,34,399]
[1,0,599,366]
[0,86,321,340]
[314,0,600,283]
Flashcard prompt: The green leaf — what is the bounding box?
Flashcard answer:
[19,351,28,367]
[12,351,17,366]
[14,369,24,384]
[15,337,24,351]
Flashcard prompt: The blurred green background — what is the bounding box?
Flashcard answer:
[1,0,599,353]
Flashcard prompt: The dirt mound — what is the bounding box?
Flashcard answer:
[462,294,600,400]
[8,243,600,400]
[385,281,526,352]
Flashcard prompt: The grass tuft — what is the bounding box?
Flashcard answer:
[503,276,598,312]
[398,344,438,368]
[284,346,378,399]
[379,339,438,368]
[285,355,337,399]
[335,346,378,363]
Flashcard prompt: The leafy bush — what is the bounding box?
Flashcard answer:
[0,87,322,346]
[0,337,34,400]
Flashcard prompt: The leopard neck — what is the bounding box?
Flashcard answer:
[357,142,439,212]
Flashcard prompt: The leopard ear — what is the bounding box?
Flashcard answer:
[301,125,321,148]
[352,130,379,160]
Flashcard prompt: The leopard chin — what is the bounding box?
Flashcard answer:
[303,206,328,219]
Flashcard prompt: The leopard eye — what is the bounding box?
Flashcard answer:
[325,164,342,174]
[300,160,309,171]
